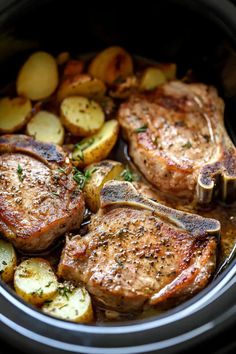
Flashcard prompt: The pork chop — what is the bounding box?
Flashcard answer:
[58,181,219,312]
[118,81,236,203]
[0,135,85,252]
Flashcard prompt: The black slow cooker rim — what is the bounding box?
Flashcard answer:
[1,0,236,353]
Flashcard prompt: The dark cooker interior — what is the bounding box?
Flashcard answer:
[0,0,236,325]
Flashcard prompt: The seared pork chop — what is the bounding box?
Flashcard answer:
[59,181,219,312]
[118,81,236,203]
[0,135,85,251]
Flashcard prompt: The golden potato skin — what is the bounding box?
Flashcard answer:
[57,74,106,102]
[0,239,17,283]
[72,119,119,168]
[27,111,65,145]
[60,96,105,137]
[14,258,58,306]
[17,51,59,100]
[83,160,124,212]
[88,46,133,85]
[0,97,32,133]
[42,287,93,323]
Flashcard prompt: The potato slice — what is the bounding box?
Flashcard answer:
[14,258,58,306]
[42,286,93,323]
[84,160,124,212]
[27,111,64,145]
[0,97,32,133]
[0,239,17,282]
[56,52,70,66]
[17,51,59,100]
[57,74,106,102]
[72,119,119,168]
[61,96,104,137]
[88,46,133,85]
[140,67,166,90]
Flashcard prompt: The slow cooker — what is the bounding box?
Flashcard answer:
[1,0,236,353]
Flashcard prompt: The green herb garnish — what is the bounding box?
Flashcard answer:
[17,163,24,182]
[135,124,148,133]
[58,286,73,300]
[121,168,134,182]
[74,138,95,161]
[182,141,192,149]
[73,168,92,189]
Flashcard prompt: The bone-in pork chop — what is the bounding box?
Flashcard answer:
[58,181,219,312]
[118,81,236,203]
[0,135,85,252]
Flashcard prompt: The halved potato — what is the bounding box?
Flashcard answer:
[72,119,119,168]
[0,239,17,283]
[0,97,32,133]
[42,286,93,323]
[88,46,133,85]
[17,51,59,100]
[14,258,58,306]
[57,74,106,102]
[83,160,124,212]
[140,67,166,90]
[156,63,177,80]
[27,111,64,145]
[61,96,104,137]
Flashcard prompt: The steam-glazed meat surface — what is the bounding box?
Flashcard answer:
[0,135,85,251]
[118,81,227,199]
[59,182,218,312]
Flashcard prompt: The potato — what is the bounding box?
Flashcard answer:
[63,60,84,77]
[157,63,177,80]
[17,51,59,100]
[72,119,119,168]
[27,111,64,145]
[83,160,124,212]
[14,258,58,306]
[61,96,104,137]
[0,239,17,282]
[88,46,133,85]
[42,286,93,323]
[0,97,32,133]
[56,52,70,66]
[57,74,106,102]
[140,67,166,90]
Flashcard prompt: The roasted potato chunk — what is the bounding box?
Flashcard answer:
[17,51,59,100]
[27,111,65,145]
[57,74,106,102]
[61,96,104,137]
[72,119,119,168]
[0,239,17,283]
[0,97,32,133]
[83,160,124,212]
[42,286,93,323]
[88,46,133,85]
[140,67,166,90]
[157,63,177,80]
[14,258,58,306]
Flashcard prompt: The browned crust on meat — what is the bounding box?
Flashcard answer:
[0,135,85,251]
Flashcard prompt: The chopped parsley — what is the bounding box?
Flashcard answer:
[182,141,192,149]
[58,285,73,300]
[51,191,60,197]
[73,167,97,189]
[74,138,95,161]
[17,164,24,182]
[31,288,44,297]
[45,281,53,288]
[57,167,66,174]
[135,124,148,133]
[121,167,134,182]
